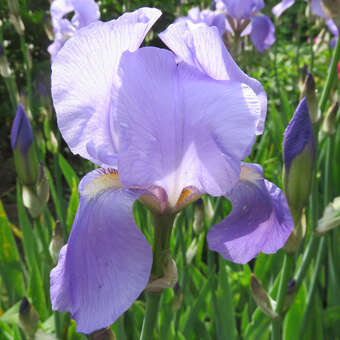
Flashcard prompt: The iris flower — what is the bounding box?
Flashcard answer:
[48,0,100,60]
[175,7,229,36]
[50,7,293,333]
[214,0,276,52]
[272,0,338,46]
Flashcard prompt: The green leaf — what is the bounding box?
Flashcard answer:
[216,259,237,340]
[58,154,79,189]
[0,302,20,324]
[66,178,80,235]
[45,167,65,226]
[182,272,214,337]
[17,183,39,271]
[0,200,25,303]
[28,261,48,320]
[283,283,307,340]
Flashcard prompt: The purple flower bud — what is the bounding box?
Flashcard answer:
[11,104,39,185]
[18,297,39,337]
[283,98,316,220]
[0,44,4,56]
[11,104,33,153]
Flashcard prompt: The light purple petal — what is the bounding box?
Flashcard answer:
[49,0,100,59]
[326,19,339,37]
[310,0,327,19]
[217,0,264,20]
[207,163,293,264]
[51,8,161,167]
[50,169,152,334]
[70,0,100,28]
[159,24,267,134]
[115,47,261,206]
[272,0,295,18]
[250,15,276,53]
[176,8,227,36]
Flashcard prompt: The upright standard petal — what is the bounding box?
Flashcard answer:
[49,0,100,60]
[272,0,295,18]
[217,0,264,20]
[50,169,152,333]
[310,0,327,19]
[207,164,293,264]
[51,8,161,167]
[115,47,261,206]
[159,24,267,134]
[250,15,276,53]
[176,7,228,36]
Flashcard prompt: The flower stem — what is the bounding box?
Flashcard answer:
[140,293,161,340]
[140,213,175,340]
[319,35,340,113]
[271,253,294,340]
[298,236,326,336]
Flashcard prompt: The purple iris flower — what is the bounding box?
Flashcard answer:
[48,0,100,60]
[215,0,275,52]
[175,7,230,36]
[50,7,293,333]
[273,0,338,47]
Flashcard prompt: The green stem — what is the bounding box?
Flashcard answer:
[140,293,161,340]
[151,214,175,277]
[271,254,295,340]
[19,34,33,113]
[299,236,326,336]
[294,234,318,289]
[34,217,53,265]
[139,213,175,340]
[319,36,340,113]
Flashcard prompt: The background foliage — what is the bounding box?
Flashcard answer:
[0,0,339,339]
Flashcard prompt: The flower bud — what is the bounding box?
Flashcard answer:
[283,98,316,222]
[172,282,183,311]
[322,101,339,136]
[301,73,320,124]
[146,257,178,293]
[49,222,64,263]
[0,46,12,78]
[9,13,25,35]
[18,297,39,337]
[22,165,50,218]
[11,104,39,186]
[186,237,200,264]
[316,196,340,234]
[7,0,20,16]
[250,274,279,320]
[284,210,307,253]
[283,280,297,312]
[193,199,204,234]
[90,328,116,340]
